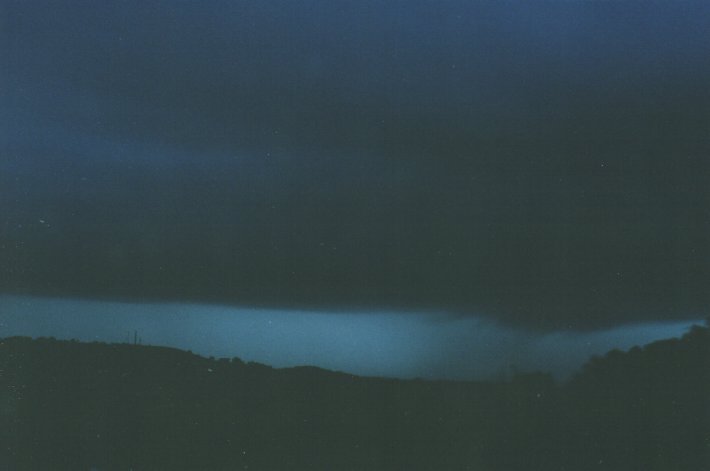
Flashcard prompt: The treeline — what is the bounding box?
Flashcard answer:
[1,323,707,470]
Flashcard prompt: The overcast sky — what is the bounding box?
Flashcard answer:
[2,1,709,332]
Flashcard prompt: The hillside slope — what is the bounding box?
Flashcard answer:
[1,323,707,470]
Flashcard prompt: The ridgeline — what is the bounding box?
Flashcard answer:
[1,323,708,470]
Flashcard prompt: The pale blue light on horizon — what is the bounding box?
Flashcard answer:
[0,295,700,381]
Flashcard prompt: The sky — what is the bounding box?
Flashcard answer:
[1,1,709,376]
[0,295,698,380]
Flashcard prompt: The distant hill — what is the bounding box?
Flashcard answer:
[1,322,708,470]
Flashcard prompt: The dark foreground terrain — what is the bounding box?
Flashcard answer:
[1,323,708,470]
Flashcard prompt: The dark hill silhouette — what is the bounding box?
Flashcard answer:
[562,322,710,471]
[1,322,708,470]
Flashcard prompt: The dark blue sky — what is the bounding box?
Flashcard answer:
[2,0,709,330]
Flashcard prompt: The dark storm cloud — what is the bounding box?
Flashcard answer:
[2,0,709,329]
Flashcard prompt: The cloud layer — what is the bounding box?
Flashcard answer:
[2,1,709,329]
